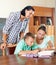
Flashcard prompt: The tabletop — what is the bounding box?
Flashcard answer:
[0,54,56,65]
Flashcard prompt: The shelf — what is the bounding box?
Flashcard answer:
[29,6,55,35]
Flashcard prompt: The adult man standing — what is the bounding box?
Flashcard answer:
[1,6,35,54]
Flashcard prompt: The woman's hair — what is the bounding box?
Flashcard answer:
[21,6,35,16]
[37,25,46,33]
[24,32,35,40]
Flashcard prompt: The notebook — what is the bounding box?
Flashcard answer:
[20,50,54,58]
[38,50,54,58]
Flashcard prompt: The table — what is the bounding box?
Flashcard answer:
[0,54,56,65]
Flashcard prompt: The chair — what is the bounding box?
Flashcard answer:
[2,44,17,56]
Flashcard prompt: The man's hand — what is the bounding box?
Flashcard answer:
[1,33,8,50]
[0,43,7,50]
[20,32,24,40]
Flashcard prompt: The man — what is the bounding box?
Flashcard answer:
[1,6,35,53]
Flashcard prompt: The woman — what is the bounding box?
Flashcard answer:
[35,25,55,50]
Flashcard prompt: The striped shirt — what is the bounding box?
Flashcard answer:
[3,12,29,44]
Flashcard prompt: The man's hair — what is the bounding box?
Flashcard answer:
[24,32,35,40]
[37,25,46,33]
[21,6,35,16]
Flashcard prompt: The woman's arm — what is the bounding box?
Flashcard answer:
[47,40,55,50]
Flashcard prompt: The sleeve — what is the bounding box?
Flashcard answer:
[32,42,39,50]
[3,12,16,34]
[14,40,24,54]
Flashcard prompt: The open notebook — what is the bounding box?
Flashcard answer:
[37,50,54,58]
[21,50,54,58]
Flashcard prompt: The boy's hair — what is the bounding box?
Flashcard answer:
[21,6,35,16]
[24,32,35,40]
[37,25,46,33]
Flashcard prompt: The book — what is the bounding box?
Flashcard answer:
[38,50,54,58]
[20,50,54,58]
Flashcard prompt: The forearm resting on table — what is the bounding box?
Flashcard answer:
[47,45,55,50]
[41,41,55,51]
[47,41,55,50]
[19,49,40,55]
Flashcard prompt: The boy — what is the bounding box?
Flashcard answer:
[14,32,39,55]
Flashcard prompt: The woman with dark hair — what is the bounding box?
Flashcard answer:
[1,6,35,53]
[35,25,55,50]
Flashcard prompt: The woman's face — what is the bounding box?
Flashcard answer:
[25,9,34,18]
[37,30,46,40]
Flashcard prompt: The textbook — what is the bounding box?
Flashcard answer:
[38,50,54,58]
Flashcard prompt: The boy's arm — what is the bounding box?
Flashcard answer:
[19,48,40,55]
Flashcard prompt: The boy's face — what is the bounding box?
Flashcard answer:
[25,37,34,46]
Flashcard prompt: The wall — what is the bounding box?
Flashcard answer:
[0,0,55,18]
[0,0,55,35]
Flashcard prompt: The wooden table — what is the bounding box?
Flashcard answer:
[0,54,56,65]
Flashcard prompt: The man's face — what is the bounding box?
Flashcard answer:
[25,37,34,46]
[25,9,34,19]
[37,30,46,40]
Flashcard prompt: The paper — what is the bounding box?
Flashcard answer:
[21,53,38,58]
[38,50,54,57]
[20,50,54,58]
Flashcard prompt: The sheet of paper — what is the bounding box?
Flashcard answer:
[21,54,38,57]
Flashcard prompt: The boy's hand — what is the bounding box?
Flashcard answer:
[31,49,41,54]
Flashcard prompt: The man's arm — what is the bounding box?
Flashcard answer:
[1,33,8,49]
[20,32,24,40]
[3,33,8,43]
[1,12,15,49]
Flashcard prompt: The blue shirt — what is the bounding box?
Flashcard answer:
[3,12,29,44]
[14,39,39,54]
